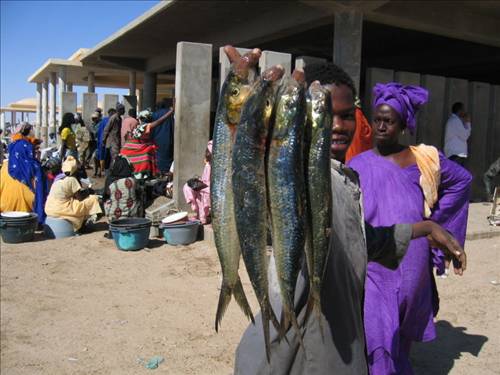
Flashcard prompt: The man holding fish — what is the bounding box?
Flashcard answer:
[211,46,466,375]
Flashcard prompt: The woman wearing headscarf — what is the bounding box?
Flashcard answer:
[103,155,140,221]
[0,122,48,224]
[44,156,102,232]
[182,140,212,224]
[59,112,78,159]
[348,83,472,374]
[120,108,173,179]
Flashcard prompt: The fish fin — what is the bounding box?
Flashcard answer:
[311,288,325,342]
[233,277,255,325]
[261,303,272,363]
[215,279,232,332]
[285,307,306,352]
[269,302,281,333]
[215,277,255,332]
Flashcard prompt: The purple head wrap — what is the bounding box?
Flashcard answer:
[372,82,428,135]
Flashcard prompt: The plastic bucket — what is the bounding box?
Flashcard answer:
[0,213,38,244]
[161,220,200,246]
[44,217,75,239]
[109,218,151,251]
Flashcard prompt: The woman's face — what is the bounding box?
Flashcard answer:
[372,104,404,147]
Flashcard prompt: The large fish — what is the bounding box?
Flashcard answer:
[232,65,284,361]
[267,70,307,339]
[305,81,333,322]
[212,46,261,332]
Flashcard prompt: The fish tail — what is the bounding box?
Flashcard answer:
[261,303,273,363]
[215,277,255,332]
[310,288,325,341]
[285,307,306,351]
[233,277,255,325]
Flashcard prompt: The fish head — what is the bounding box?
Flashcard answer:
[308,81,331,132]
[226,78,253,125]
[273,77,306,139]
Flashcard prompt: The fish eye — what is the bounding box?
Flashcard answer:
[231,88,240,96]
[266,99,271,107]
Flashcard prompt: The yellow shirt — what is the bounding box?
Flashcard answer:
[61,127,77,150]
[0,160,34,213]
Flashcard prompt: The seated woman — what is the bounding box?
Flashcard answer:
[120,108,173,179]
[45,156,102,233]
[104,155,140,221]
[0,122,48,224]
[183,140,212,224]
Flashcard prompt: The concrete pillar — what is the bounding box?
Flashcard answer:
[259,50,292,77]
[143,72,157,110]
[36,82,42,138]
[11,111,16,128]
[418,74,446,148]
[49,71,57,137]
[294,56,327,71]
[394,71,421,146]
[42,79,49,144]
[103,94,119,115]
[0,113,5,132]
[364,67,394,121]
[137,88,143,111]
[489,86,500,166]
[219,47,251,91]
[82,93,98,126]
[87,71,95,93]
[129,71,136,96]
[334,10,363,93]
[123,95,137,114]
[468,81,490,201]
[67,83,73,92]
[173,41,212,211]
[61,92,77,122]
[58,66,67,125]
[20,112,25,122]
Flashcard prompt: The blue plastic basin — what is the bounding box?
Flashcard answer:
[0,213,38,244]
[109,218,151,251]
[44,217,75,239]
[161,220,200,246]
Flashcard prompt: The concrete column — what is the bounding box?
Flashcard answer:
[418,74,446,148]
[82,93,98,126]
[143,72,157,110]
[129,71,137,96]
[259,50,292,77]
[0,113,5,132]
[394,71,421,146]
[123,95,137,114]
[58,66,67,128]
[103,94,119,115]
[42,79,49,144]
[61,92,77,122]
[468,81,490,201]
[137,88,143,111]
[294,56,327,70]
[67,82,73,92]
[49,71,57,137]
[87,71,95,93]
[364,67,394,121]
[20,112,25,122]
[11,111,16,128]
[334,10,363,93]
[36,82,42,138]
[173,42,212,211]
[219,46,251,91]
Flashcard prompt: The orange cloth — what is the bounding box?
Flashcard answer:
[0,160,34,213]
[345,108,373,162]
[409,144,441,218]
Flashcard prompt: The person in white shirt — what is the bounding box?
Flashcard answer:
[444,102,471,167]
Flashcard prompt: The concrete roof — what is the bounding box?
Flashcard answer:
[29,48,175,88]
[80,0,500,75]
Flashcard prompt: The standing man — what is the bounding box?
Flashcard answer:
[103,103,125,170]
[444,102,471,167]
[121,108,139,146]
[152,98,175,175]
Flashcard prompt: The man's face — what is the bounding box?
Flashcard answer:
[330,84,356,162]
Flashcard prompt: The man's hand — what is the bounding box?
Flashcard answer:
[412,221,466,275]
[426,222,466,276]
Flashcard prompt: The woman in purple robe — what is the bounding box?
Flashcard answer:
[349,83,472,374]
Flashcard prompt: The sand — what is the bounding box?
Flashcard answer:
[1,227,499,374]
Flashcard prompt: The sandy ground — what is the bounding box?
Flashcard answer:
[1,226,499,374]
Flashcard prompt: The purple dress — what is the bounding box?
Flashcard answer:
[349,149,471,374]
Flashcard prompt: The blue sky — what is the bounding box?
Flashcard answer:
[0,0,158,119]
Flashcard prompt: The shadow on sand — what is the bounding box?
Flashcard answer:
[411,320,488,374]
